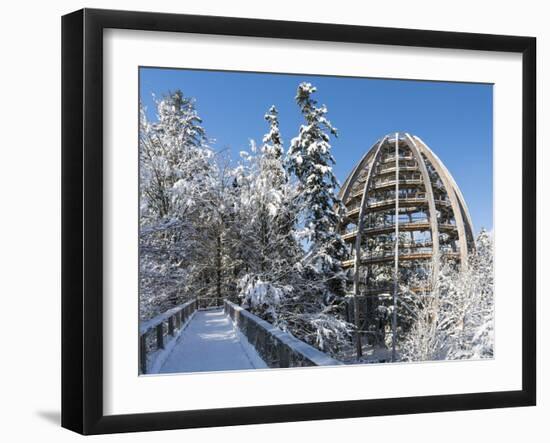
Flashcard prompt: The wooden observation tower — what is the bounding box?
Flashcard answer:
[337,133,476,356]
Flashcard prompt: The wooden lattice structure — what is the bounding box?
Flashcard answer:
[338,133,476,354]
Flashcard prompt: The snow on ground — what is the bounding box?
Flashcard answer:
[159,308,267,374]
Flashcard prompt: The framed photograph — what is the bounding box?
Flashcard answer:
[62,8,536,435]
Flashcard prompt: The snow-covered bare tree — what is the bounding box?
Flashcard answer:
[189,151,245,303]
[399,229,494,361]
[236,108,301,320]
[140,90,211,221]
[139,90,215,319]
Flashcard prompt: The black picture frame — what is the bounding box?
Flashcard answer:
[61,8,536,435]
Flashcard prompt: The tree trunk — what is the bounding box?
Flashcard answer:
[216,233,222,302]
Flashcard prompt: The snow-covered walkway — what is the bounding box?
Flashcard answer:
[159,308,268,374]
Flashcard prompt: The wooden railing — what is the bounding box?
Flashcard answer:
[197,297,225,310]
[224,300,342,368]
[377,165,418,174]
[342,250,460,267]
[139,298,198,374]
[381,155,414,164]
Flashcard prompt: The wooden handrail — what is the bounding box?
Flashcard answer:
[139,298,197,334]
[224,300,342,368]
[139,298,198,374]
[342,250,460,267]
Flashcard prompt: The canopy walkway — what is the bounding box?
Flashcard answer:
[139,298,342,374]
[159,309,267,373]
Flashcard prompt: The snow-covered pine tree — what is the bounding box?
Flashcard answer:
[287,82,347,300]
[259,106,300,278]
[261,106,286,186]
[240,83,354,358]
[254,107,284,275]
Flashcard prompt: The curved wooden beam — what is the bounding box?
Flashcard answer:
[338,138,383,203]
[351,136,388,297]
[403,134,440,282]
[348,136,387,357]
[335,145,376,233]
[413,137,475,228]
[411,135,474,268]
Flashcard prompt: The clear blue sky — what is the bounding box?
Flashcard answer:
[140,67,493,234]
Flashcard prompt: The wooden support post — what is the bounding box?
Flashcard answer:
[349,137,387,361]
[168,316,175,336]
[392,133,399,362]
[279,345,290,368]
[248,322,255,345]
[258,328,266,356]
[156,323,164,349]
[139,334,147,374]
